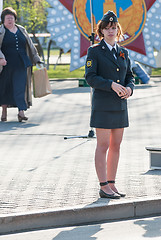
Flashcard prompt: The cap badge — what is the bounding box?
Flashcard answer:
[109,17,113,21]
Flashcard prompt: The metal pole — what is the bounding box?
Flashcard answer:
[89,0,95,45]
[88,0,95,138]
[89,0,93,37]
[64,0,95,139]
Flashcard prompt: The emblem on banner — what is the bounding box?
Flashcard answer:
[73,0,147,46]
[47,0,161,70]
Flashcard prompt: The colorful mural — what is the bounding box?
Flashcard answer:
[47,0,161,71]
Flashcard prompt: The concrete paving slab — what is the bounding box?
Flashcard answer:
[0,77,161,234]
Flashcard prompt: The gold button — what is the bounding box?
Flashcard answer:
[117,68,119,71]
[117,80,120,83]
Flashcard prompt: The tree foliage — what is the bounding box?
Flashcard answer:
[3,0,49,33]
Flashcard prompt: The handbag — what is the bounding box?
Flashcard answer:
[32,67,52,98]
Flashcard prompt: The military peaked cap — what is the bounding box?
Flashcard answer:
[101,11,118,23]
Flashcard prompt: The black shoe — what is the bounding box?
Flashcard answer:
[108,180,126,198]
[99,189,120,199]
[115,192,126,197]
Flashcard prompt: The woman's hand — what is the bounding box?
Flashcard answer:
[111,82,127,97]
[36,61,44,69]
[0,58,7,66]
[121,87,132,99]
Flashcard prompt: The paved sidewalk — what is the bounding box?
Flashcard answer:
[0,77,161,233]
[1,215,161,240]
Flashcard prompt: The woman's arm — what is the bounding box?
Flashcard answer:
[85,46,113,92]
[120,51,135,99]
[0,58,7,66]
[124,52,135,94]
[18,25,41,64]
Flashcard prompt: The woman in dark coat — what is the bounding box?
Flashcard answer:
[85,11,135,199]
[0,7,42,122]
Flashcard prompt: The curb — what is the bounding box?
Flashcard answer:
[1,197,161,235]
[49,76,161,82]
[49,78,78,81]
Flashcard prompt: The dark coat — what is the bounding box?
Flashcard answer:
[0,24,41,107]
[85,39,135,112]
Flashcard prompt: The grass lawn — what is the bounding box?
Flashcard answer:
[41,49,161,78]
[33,64,85,79]
[47,64,85,79]
[37,49,85,79]
[152,68,161,76]
[35,48,161,79]
[44,65,161,79]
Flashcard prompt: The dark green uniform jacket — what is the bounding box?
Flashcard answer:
[85,39,135,112]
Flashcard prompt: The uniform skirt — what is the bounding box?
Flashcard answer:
[90,110,129,129]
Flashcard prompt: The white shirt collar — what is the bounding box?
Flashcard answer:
[103,40,117,51]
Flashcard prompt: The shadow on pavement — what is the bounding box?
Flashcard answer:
[134,216,161,238]
[27,139,90,172]
[52,224,102,240]
[142,170,161,176]
[85,198,110,207]
[0,122,39,132]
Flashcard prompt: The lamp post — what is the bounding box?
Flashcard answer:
[87,0,95,138]
[64,0,95,139]
[89,0,95,45]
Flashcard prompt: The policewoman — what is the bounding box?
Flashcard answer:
[85,11,135,199]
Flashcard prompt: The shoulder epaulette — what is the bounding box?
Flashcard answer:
[91,43,99,48]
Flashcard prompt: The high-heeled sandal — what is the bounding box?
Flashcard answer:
[99,181,120,199]
[108,180,126,197]
[18,114,28,122]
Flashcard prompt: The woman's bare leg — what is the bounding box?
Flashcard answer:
[1,105,7,120]
[107,128,124,192]
[18,110,25,117]
[95,128,115,195]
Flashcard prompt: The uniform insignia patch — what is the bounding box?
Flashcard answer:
[87,60,92,68]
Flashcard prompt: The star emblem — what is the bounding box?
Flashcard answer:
[46,0,161,71]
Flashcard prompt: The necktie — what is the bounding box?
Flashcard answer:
[112,48,117,58]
